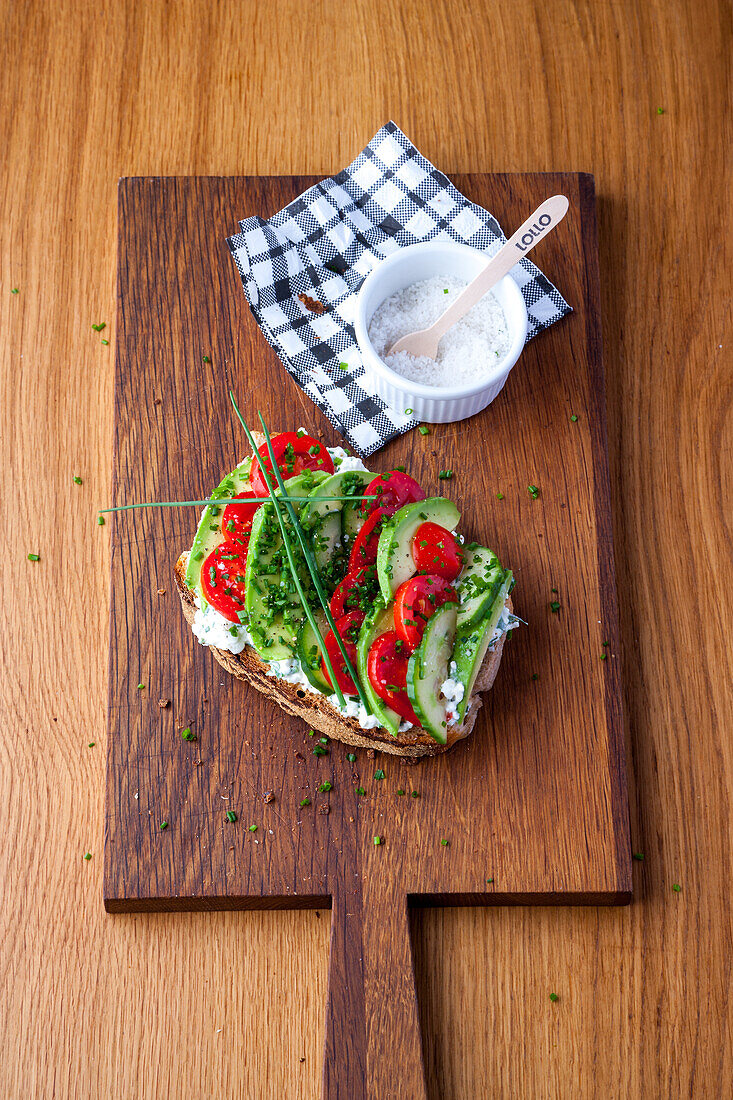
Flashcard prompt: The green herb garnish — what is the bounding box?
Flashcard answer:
[27,553,40,562]
[226,810,237,823]
[91,322,106,331]
[418,425,430,436]
[438,470,453,480]
[570,414,578,422]
[181,728,196,741]
[373,836,382,845]
[672,883,681,892]
[347,753,356,762]
[549,993,559,1003]
[528,485,540,499]
[633,852,644,861]
[159,821,168,830]
[374,769,385,781]
[73,475,82,484]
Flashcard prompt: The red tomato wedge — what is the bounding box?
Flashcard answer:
[250,432,334,497]
[394,574,458,648]
[329,564,379,619]
[200,542,250,623]
[366,631,421,726]
[321,610,365,695]
[221,491,260,542]
[360,470,425,517]
[411,522,464,581]
[347,508,385,569]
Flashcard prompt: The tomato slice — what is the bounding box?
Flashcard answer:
[394,574,458,648]
[250,432,334,497]
[411,522,464,581]
[200,542,250,624]
[367,631,421,726]
[361,470,425,517]
[321,610,365,695]
[221,491,260,542]
[330,564,379,619]
[348,508,386,569]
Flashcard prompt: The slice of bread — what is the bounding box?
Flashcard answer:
[175,552,510,760]
[175,437,511,758]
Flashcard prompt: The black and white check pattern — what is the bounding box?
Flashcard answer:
[227,122,571,456]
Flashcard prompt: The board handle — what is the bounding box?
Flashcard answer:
[322,878,427,1100]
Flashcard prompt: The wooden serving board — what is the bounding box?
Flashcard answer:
[105,173,631,1098]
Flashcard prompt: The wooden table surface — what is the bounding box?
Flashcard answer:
[1,1,730,1097]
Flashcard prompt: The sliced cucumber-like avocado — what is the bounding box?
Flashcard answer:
[243,472,328,661]
[406,601,458,745]
[452,570,513,723]
[455,544,505,635]
[376,497,461,602]
[295,612,331,694]
[299,469,371,529]
[311,511,342,572]
[356,599,401,736]
[186,457,253,598]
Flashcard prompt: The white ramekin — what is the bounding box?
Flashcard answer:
[353,241,529,424]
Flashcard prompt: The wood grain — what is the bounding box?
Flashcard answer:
[106,172,628,1095]
[1,1,731,1098]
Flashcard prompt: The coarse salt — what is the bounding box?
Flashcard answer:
[368,275,510,388]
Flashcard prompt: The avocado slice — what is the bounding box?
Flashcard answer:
[295,611,331,694]
[452,570,513,723]
[376,497,461,602]
[243,471,329,661]
[299,469,371,529]
[356,599,401,735]
[455,544,505,635]
[185,457,253,599]
[406,601,458,744]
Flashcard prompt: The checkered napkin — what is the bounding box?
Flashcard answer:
[227,122,571,457]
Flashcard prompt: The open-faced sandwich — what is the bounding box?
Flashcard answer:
[175,428,519,759]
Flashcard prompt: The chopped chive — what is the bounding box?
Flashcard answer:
[83,852,92,860]
[600,652,607,660]
[373,836,382,845]
[633,852,644,861]
[318,781,332,793]
[418,425,430,436]
[319,736,328,745]
[159,821,168,830]
[356,787,366,796]
[657,106,665,114]
[137,682,145,690]
[308,729,316,736]
[202,355,211,363]
[346,753,356,762]
[486,877,494,883]
[374,769,385,781]
[27,553,40,561]
[88,742,96,747]
[531,673,539,681]
[672,883,681,892]
[438,469,453,480]
[550,601,561,613]
[570,414,578,422]
[299,798,311,807]
[549,993,559,1003]
[337,362,348,371]
[313,745,326,756]
[441,838,449,846]
[97,515,105,525]
[248,824,257,832]
[73,475,82,484]
[551,587,558,593]
[11,288,19,294]
[404,407,413,415]
[528,484,540,499]
[397,789,405,796]
[101,338,109,345]
[181,727,196,741]
[496,491,504,500]
[226,810,237,823]
[91,322,106,331]
[411,790,419,798]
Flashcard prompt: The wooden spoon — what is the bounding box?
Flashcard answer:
[387,194,569,359]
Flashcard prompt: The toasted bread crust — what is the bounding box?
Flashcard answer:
[175,553,510,759]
